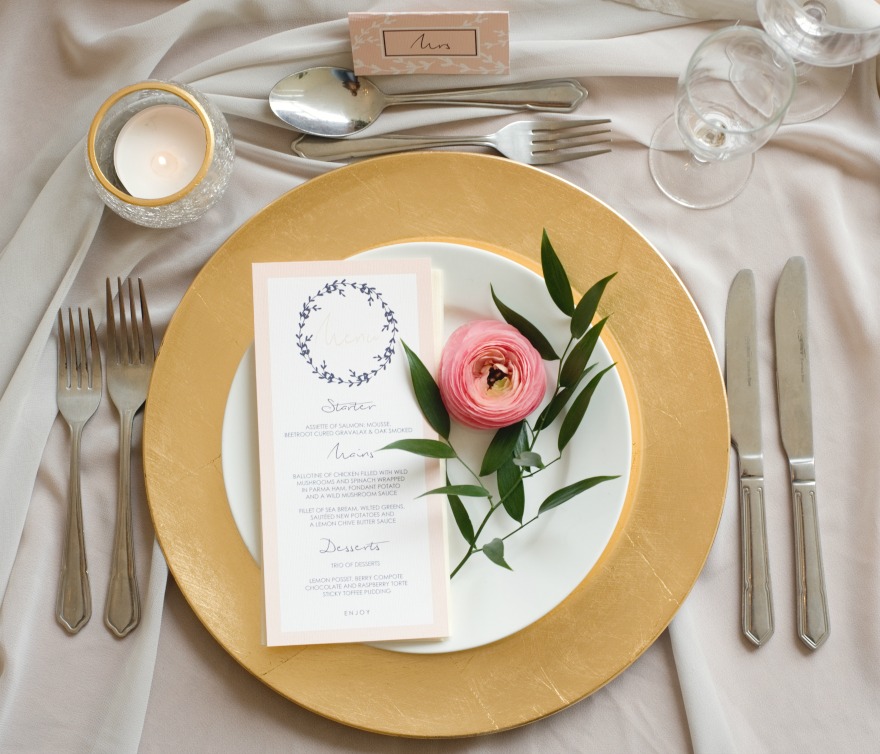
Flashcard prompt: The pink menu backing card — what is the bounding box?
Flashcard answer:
[252,258,449,646]
[349,11,510,75]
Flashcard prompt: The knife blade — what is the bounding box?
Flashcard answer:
[726,269,773,646]
[774,256,829,649]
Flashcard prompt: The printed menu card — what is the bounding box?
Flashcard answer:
[252,258,449,646]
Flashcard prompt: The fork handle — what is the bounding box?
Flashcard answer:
[293,134,491,161]
[57,426,92,633]
[106,409,140,637]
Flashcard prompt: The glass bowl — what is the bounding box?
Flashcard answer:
[86,80,234,228]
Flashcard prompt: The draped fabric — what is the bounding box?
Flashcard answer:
[1,1,877,752]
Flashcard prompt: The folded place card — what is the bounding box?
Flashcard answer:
[252,258,449,646]
[349,11,510,75]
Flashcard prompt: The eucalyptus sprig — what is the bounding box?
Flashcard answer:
[382,230,619,578]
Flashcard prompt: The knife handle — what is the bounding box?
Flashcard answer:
[739,476,774,645]
[791,479,829,649]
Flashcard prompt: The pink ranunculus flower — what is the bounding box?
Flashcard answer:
[438,320,547,430]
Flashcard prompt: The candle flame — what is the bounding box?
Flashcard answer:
[151,151,181,177]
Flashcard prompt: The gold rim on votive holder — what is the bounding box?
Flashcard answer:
[87,80,216,208]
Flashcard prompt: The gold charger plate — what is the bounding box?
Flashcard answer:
[143,152,729,738]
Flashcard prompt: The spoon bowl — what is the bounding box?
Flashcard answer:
[269,66,587,138]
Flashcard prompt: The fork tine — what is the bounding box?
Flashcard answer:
[67,309,80,389]
[117,277,131,365]
[76,308,88,390]
[532,131,612,150]
[532,138,612,157]
[106,278,119,365]
[87,309,101,389]
[528,117,613,165]
[530,146,613,166]
[58,309,69,389]
[119,278,141,364]
[531,126,613,147]
[530,118,611,132]
[128,278,145,364]
[138,279,155,366]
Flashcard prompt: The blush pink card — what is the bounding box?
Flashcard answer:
[349,11,510,76]
[252,257,449,646]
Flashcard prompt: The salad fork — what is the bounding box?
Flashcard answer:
[292,118,612,165]
[105,277,155,637]
[56,308,101,634]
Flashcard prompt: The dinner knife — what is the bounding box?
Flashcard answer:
[774,256,829,649]
[726,270,774,646]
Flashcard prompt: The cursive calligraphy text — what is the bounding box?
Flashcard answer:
[319,538,389,555]
[410,33,452,51]
[328,442,374,460]
[321,398,376,414]
[315,312,381,348]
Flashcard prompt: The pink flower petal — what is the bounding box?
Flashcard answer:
[438,320,547,429]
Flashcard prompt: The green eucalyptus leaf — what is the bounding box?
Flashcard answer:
[540,229,574,317]
[513,451,544,468]
[497,423,527,522]
[482,538,513,570]
[479,421,524,477]
[533,364,595,431]
[446,483,476,545]
[417,484,490,499]
[402,340,450,439]
[380,439,456,458]
[538,475,620,515]
[490,286,559,361]
[559,317,608,388]
[571,273,616,339]
[514,420,531,454]
[558,364,616,452]
[497,460,525,523]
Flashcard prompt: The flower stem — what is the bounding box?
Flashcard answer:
[454,452,484,488]
[555,336,575,385]
[500,513,541,542]
[449,334,578,578]
[450,508,543,578]
[449,481,522,577]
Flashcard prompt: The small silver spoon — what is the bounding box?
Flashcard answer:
[268,66,587,138]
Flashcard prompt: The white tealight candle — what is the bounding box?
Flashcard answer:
[113,104,207,200]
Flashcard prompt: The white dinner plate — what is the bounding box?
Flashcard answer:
[221,241,632,654]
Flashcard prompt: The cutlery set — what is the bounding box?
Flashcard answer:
[270,67,612,164]
[55,278,154,637]
[726,257,829,650]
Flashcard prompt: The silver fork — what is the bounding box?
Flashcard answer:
[105,278,155,637]
[56,308,102,634]
[291,118,612,165]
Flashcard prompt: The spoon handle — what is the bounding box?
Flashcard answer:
[386,79,586,112]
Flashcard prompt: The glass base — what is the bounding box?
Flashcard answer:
[783,62,853,124]
[648,114,754,210]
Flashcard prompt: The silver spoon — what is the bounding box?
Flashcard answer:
[269,66,587,138]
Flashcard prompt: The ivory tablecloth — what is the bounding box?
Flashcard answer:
[1,1,878,752]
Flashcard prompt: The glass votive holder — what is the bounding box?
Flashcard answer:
[86,80,234,228]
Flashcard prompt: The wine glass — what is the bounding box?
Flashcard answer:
[648,26,796,210]
[758,0,880,123]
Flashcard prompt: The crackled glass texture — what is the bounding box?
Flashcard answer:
[86,81,234,228]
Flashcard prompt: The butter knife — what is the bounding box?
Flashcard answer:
[726,270,774,646]
[774,256,829,649]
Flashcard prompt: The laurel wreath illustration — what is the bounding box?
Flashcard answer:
[295,279,398,387]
